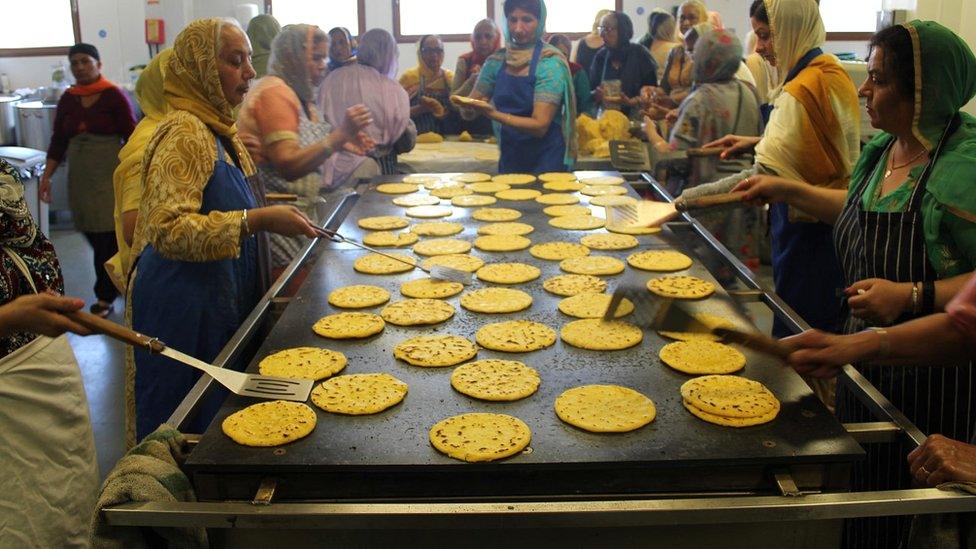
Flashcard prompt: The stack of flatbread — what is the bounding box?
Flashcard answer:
[680,375,780,428]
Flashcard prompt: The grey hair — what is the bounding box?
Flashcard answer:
[217,17,245,50]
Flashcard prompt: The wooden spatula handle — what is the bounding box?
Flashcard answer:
[677,192,746,211]
[713,327,792,360]
[265,192,298,202]
[64,310,165,352]
[686,147,726,157]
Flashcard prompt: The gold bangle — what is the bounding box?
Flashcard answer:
[868,327,890,359]
[241,209,251,237]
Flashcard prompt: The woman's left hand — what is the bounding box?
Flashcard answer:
[781,329,873,378]
[908,434,976,487]
[343,131,376,155]
[846,278,912,325]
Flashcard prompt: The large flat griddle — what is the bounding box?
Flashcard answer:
[186,172,862,501]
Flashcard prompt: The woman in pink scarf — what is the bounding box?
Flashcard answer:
[319,29,416,179]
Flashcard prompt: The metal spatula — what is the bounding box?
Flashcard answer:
[603,284,791,360]
[65,311,313,401]
[605,192,747,229]
[316,227,473,285]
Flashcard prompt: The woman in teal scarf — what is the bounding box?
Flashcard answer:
[460,0,577,172]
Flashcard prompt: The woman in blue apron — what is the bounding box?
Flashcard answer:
[125,19,323,445]
[460,0,577,173]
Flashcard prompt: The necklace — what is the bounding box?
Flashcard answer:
[884,146,927,179]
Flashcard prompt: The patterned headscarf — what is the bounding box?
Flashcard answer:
[693,27,742,84]
[357,28,399,79]
[268,24,325,107]
[163,18,254,174]
[247,14,281,78]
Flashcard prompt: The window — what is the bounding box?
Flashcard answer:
[393,0,493,42]
[265,0,365,36]
[544,0,622,38]
[821,0,884,39]
[0,0,80,57]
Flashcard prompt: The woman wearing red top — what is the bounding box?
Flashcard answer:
[39,43,136,317]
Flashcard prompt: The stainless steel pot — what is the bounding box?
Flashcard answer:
[15,101,57,151]
[0,94,22,145]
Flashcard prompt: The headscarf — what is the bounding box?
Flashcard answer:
[707,11,724,29]
[247,15,281,78]
[901,20,976,151]
[135,49,172,120]
[459,19,501,78]
[679,1,708,36]
[163,18,254,174]
[327,27,356,71]
[268,24,323,108]
[692,27,742,84]
[415,35,450,91]
[489,0,577,166]
[639,9,677,48]
[763,0,825,91]
[357,27,399,79]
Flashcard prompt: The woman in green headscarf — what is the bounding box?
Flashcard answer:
[459,0,576,172]
[247,14,281,78]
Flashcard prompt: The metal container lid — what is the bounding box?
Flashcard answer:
[0,145,46,170]
[0,94,21,103]
[15,100,55,110]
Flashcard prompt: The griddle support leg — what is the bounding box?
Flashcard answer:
[252,478,277,506]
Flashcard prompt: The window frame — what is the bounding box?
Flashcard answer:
[264,0,368,36]
[0,0,81,58]
[543,0,623,41]
[392,0,494,43]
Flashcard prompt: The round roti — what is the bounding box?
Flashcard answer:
[580,233,639,250]
[400,278,464,299]
[581,185,628,197]
[476,262,541,284]
[474,234,532,252]
[430,186,473,199]
[460,287,533,313]
[402,174,440,185]
[358,216,409,230]
[658,313,734,342]
[258,347,347,380]
[606,224,662,235]
[429,413,531,462]
[549,215,606,230]
[405,205,453,218]
[627,250,693,271]
[560,256,625,275]
[423,179,466,190]
[543,205,591,217]
[422,254,485,272]
[660,340,746,375]
[535,193,580,205]
[589,195,638,208]
[477,222,535,236]
[222,401,317,447]
[554,385,656,433]
[376,182,419,194]
[560,319,643,350]
[472,207,522,222]
[313,312,385,339]
[558,293,634,319]
[543,180,585,191]
[680,375,779,419]
[492,173,536,185]
[452,172,492,183]
[579,175,626,186]
[381,298,455,326]
[468,181,511,193]
[682,399,778,427]
[393,194,441,207]
[328,285,391,309]
[452,194,496,207]
[412,238,472,256]
[542,274,607,296]
[311,373,408,415]
[539,172,577,182]
[451,359,540,401]
[646,275,715,299]
[529,241,591,261]
[410,221,464,236]
[495,189,542,201]
[353,253,416,274]
[394,335,478,366]
[362,230,419,247]
[476,320,557,352]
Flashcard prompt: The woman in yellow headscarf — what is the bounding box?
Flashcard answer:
[125,18,321,445]
[105,49,171,293]
[399,35,456,134]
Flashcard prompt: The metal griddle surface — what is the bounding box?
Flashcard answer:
[187,172,862,499]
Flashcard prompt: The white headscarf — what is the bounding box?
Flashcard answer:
[764,0,825,94]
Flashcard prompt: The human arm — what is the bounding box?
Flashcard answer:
[908,434,976,487]
[264,103,373,180]
[703,134,763,158]
[0,293,92,338]
[393,119,418,154]
[109,88,137,140]
[845,273,972,326]
[731,174,848,224]
[39,96,71,203]
[466,58,564,138]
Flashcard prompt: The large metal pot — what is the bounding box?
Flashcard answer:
[15,101,57,151]
[0,94,22,145]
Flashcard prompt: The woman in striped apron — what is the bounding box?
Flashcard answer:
[735,21,976,548]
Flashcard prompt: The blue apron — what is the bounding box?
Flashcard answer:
[494,43,566,173]
[131,135,260,439]
[767,47,844,336]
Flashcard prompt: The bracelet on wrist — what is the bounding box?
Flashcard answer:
[911,282,921,315]
[241,208,251,237]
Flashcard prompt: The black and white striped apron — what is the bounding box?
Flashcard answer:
[834,115,976,548]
